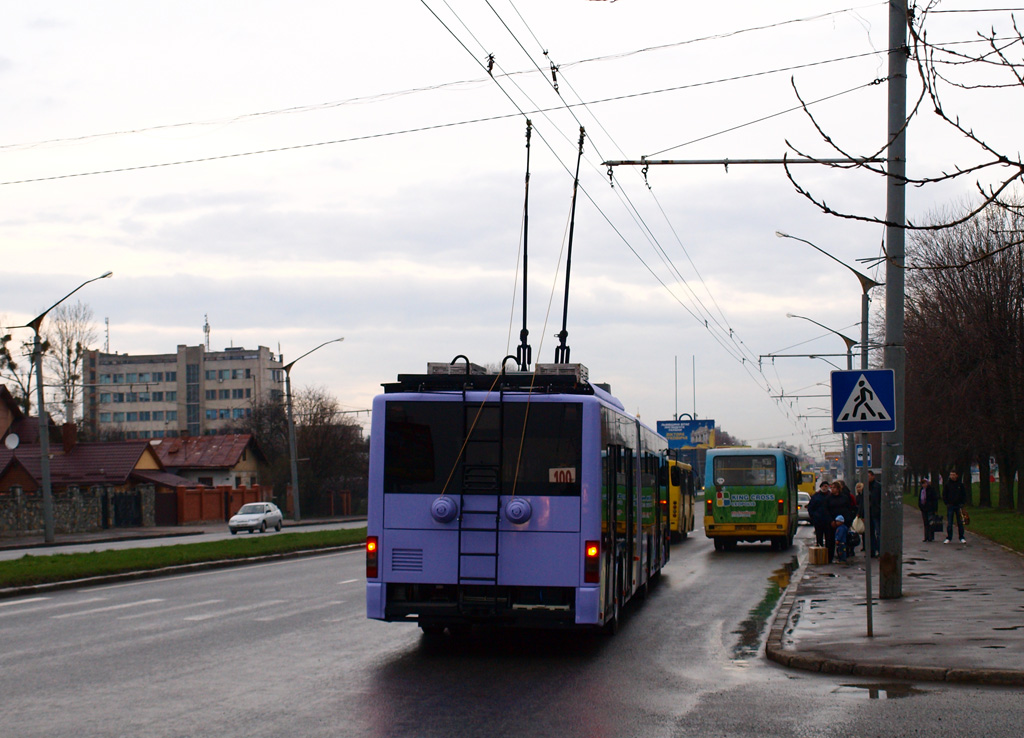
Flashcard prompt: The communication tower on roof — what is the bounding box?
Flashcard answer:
[203,315,211,351]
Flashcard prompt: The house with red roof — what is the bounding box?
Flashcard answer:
[150,434,265,488]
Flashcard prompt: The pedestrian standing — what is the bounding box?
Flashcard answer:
[942,470,967,544]
[824,481,855,563]
[808,481,831,547]
[918,478,939,542]
[867,470,882,557]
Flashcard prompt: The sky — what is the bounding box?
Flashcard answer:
[1,1,1020,456]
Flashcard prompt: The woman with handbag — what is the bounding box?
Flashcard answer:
[918,478,939,542]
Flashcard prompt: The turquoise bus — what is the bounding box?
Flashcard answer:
[703,447,801,551]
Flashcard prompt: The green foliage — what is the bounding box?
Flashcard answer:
[0,527,367,589]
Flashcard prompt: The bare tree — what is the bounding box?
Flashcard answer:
[904,201,1024,511]
[786,4,1024,237]
[44,300,98,424]
[0,326,38,414]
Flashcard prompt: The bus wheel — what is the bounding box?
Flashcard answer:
[713,539,725,552]
[419,623,445,637]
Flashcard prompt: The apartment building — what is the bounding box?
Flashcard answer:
[83,345,284,439]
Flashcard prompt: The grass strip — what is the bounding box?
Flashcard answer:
[0,527,367,589]
[903,488,1023,553]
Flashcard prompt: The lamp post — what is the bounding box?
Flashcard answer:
[19,271,113,543]
[786,313,857,482]
[283,337,344,522]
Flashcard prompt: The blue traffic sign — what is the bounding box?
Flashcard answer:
[831,369,896,433]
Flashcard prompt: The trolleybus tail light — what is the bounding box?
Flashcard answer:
[584,540,600,583]
[777,499,785,516]
[366,536,379,579]
[705,497,713,513]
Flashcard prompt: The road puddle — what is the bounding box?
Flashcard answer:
[731,557,799,661]
[835,682,928,699]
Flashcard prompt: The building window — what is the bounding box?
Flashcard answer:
[246,388,251,398]
[205,370,217,381]
[152,392,163,402]
[139,372,150,383]
[100,412,111,422]
[205,409,218,420]
[219,389,230,400]
[166,410,178,421]
[100,393,111,403]
[165,371,176,381]
[153,411,164,421]
[127,373,137,383]
[138,392,150,402]
[232,388,244,399]
[112,393,124,403]
[219,408,230,419]
[126,431,138,439]
[233,408,246,419]
[126,392,138,402]
[205,390,217,400]
[153,430,165,438]
[187,386,199,403]
[127,412,138,422]
[152,372,163,382]
[165,391,177,402]
[113,374,124,384]
[139,411,151,421]
[113,412,125,422]
[139,431,151,438]
[100,374,112,384]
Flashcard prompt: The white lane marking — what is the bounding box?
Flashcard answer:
[0,597,49,608]
[52,598,165,619]
[118,599,224,620]
[0,597,106,618]
[183,600,286,622]
[339,579,359,585]
[254,600,346,622]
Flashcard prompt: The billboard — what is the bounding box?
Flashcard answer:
[656,419,715,450]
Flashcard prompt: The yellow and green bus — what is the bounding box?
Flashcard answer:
[703,447,801,551]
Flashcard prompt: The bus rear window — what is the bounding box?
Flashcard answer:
[383,400,581,496]
[713,455,776,486]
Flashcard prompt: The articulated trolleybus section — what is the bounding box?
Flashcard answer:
[365,361,671,634]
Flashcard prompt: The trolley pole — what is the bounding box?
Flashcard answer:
[880,0,908,601]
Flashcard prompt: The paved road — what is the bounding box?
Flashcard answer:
[1,527,1021,737]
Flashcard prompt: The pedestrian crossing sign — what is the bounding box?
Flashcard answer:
[830,369,896,433]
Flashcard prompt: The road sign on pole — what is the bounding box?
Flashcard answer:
[831,370,896,433]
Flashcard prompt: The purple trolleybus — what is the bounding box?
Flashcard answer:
[365,361,671,634]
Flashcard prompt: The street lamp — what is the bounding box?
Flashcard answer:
[283,337,344,522]
[787,313,857,482]
[17,271,113,543]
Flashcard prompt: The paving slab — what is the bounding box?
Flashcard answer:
[767,507,1024,686]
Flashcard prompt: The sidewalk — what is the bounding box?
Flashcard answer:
[0,516,366,553]
[767,507,1024,686]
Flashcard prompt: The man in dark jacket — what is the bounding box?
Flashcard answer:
[824,481,856,562]
[918,478,939,542]
[807,482,831,547]
[942,470,967,544]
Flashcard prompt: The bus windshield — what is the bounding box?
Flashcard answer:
[713,455,777,486]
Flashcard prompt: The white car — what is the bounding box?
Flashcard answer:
[797,492,811,525]
[229,502,284,534]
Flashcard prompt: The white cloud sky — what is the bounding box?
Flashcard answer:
[1,1,1019,452]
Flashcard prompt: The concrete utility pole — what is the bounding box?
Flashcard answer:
[880,0,908,600]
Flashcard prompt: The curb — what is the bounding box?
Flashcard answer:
[764,556,1024,687]
[0,543,364,600]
